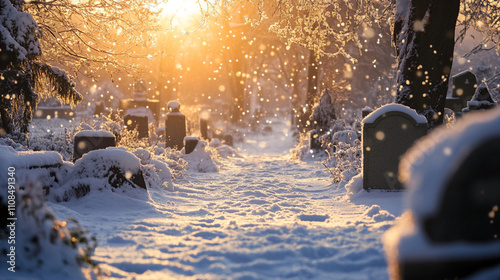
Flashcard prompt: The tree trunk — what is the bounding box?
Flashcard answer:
[298,49,319,132]
[394,0,460,129]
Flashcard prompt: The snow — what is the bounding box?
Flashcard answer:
[74,130,115,138]
[0,0,41,59]
[124,107,156,124]
[168,100,182,112]
[46,154,401,279]
[345,173,363,194]
[362,103,427,124]
[0,118,404,279]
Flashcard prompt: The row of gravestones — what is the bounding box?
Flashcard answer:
[74,101,200,162]
[445,70,497,115]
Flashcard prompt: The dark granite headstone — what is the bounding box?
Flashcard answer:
[200,118,209,140]
[124,115,149,138]
[363,104,427,190]
[424,136,500,243]
[400,136,500,280]
[184,137,199,154]
[165,101,186,150]
[462,82,497,113]
[73,131,116,161]
[445,70,478,113]
[34,107,74,120]
[310,130,322,151]
[362,107,373,119]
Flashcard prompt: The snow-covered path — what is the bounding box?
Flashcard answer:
[51,149,403,280]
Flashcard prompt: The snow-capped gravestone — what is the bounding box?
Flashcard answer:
[310,89,336,151]
[200,117,209,140]
[120,80,160,123]
[73,130,116,161]
[165,101,186,150]
[362,107,373,118]
[445,70,478,113]
[124,114,149,138]
[462,82,497,114]
[34,97,74,120]
[184,136,199,154]
[362,104,427,190]
[0,146,64,194]
[384,107,500,280]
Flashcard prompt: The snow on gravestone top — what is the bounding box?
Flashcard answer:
[362,103,427,124]
[399,107,500,220]
[0,146,63,169]
[74,130,115,138]
[124,107,156,124]
[168,101,181,112]
[73,147,141,177]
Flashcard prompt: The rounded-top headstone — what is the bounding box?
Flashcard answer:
[168,101,181,112]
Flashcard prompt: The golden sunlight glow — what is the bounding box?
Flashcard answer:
[158,0,204,29]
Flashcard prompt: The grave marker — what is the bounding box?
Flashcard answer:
[445,70,478,113]
[362,104,427,190]
[165,101,186,150]
[184,137,199,154]
[462,82,497,113]
[73,130,116,161]
[124,115,149,138]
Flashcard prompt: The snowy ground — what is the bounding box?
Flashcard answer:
[43,120,403,280]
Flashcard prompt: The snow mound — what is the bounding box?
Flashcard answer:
[52,147,147,201]
[183,140,219,173]
[345,173,363,194]
[364,205,395,222]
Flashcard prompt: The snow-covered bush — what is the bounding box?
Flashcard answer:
[0,181,96,278]
[29,128,73,161]
[321,138,362,183]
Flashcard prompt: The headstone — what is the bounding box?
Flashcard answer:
[34,107,74,120]
[362,104,427,190]
[222,134,234,146]
[310,130,322,151]
[119,80,160,123]
[200,118,209,140]
[73,130,116,161]
[361,107,373,118]
[184,136,199,154]
[462,82,497,113]
[94,101,107,117]
[425,136,500,243]
[445,70,478,113]
[384,108,500,280]
[165,101,186,150]
[124,115,149,138]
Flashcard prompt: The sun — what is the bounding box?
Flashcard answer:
[157,0,205,30]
